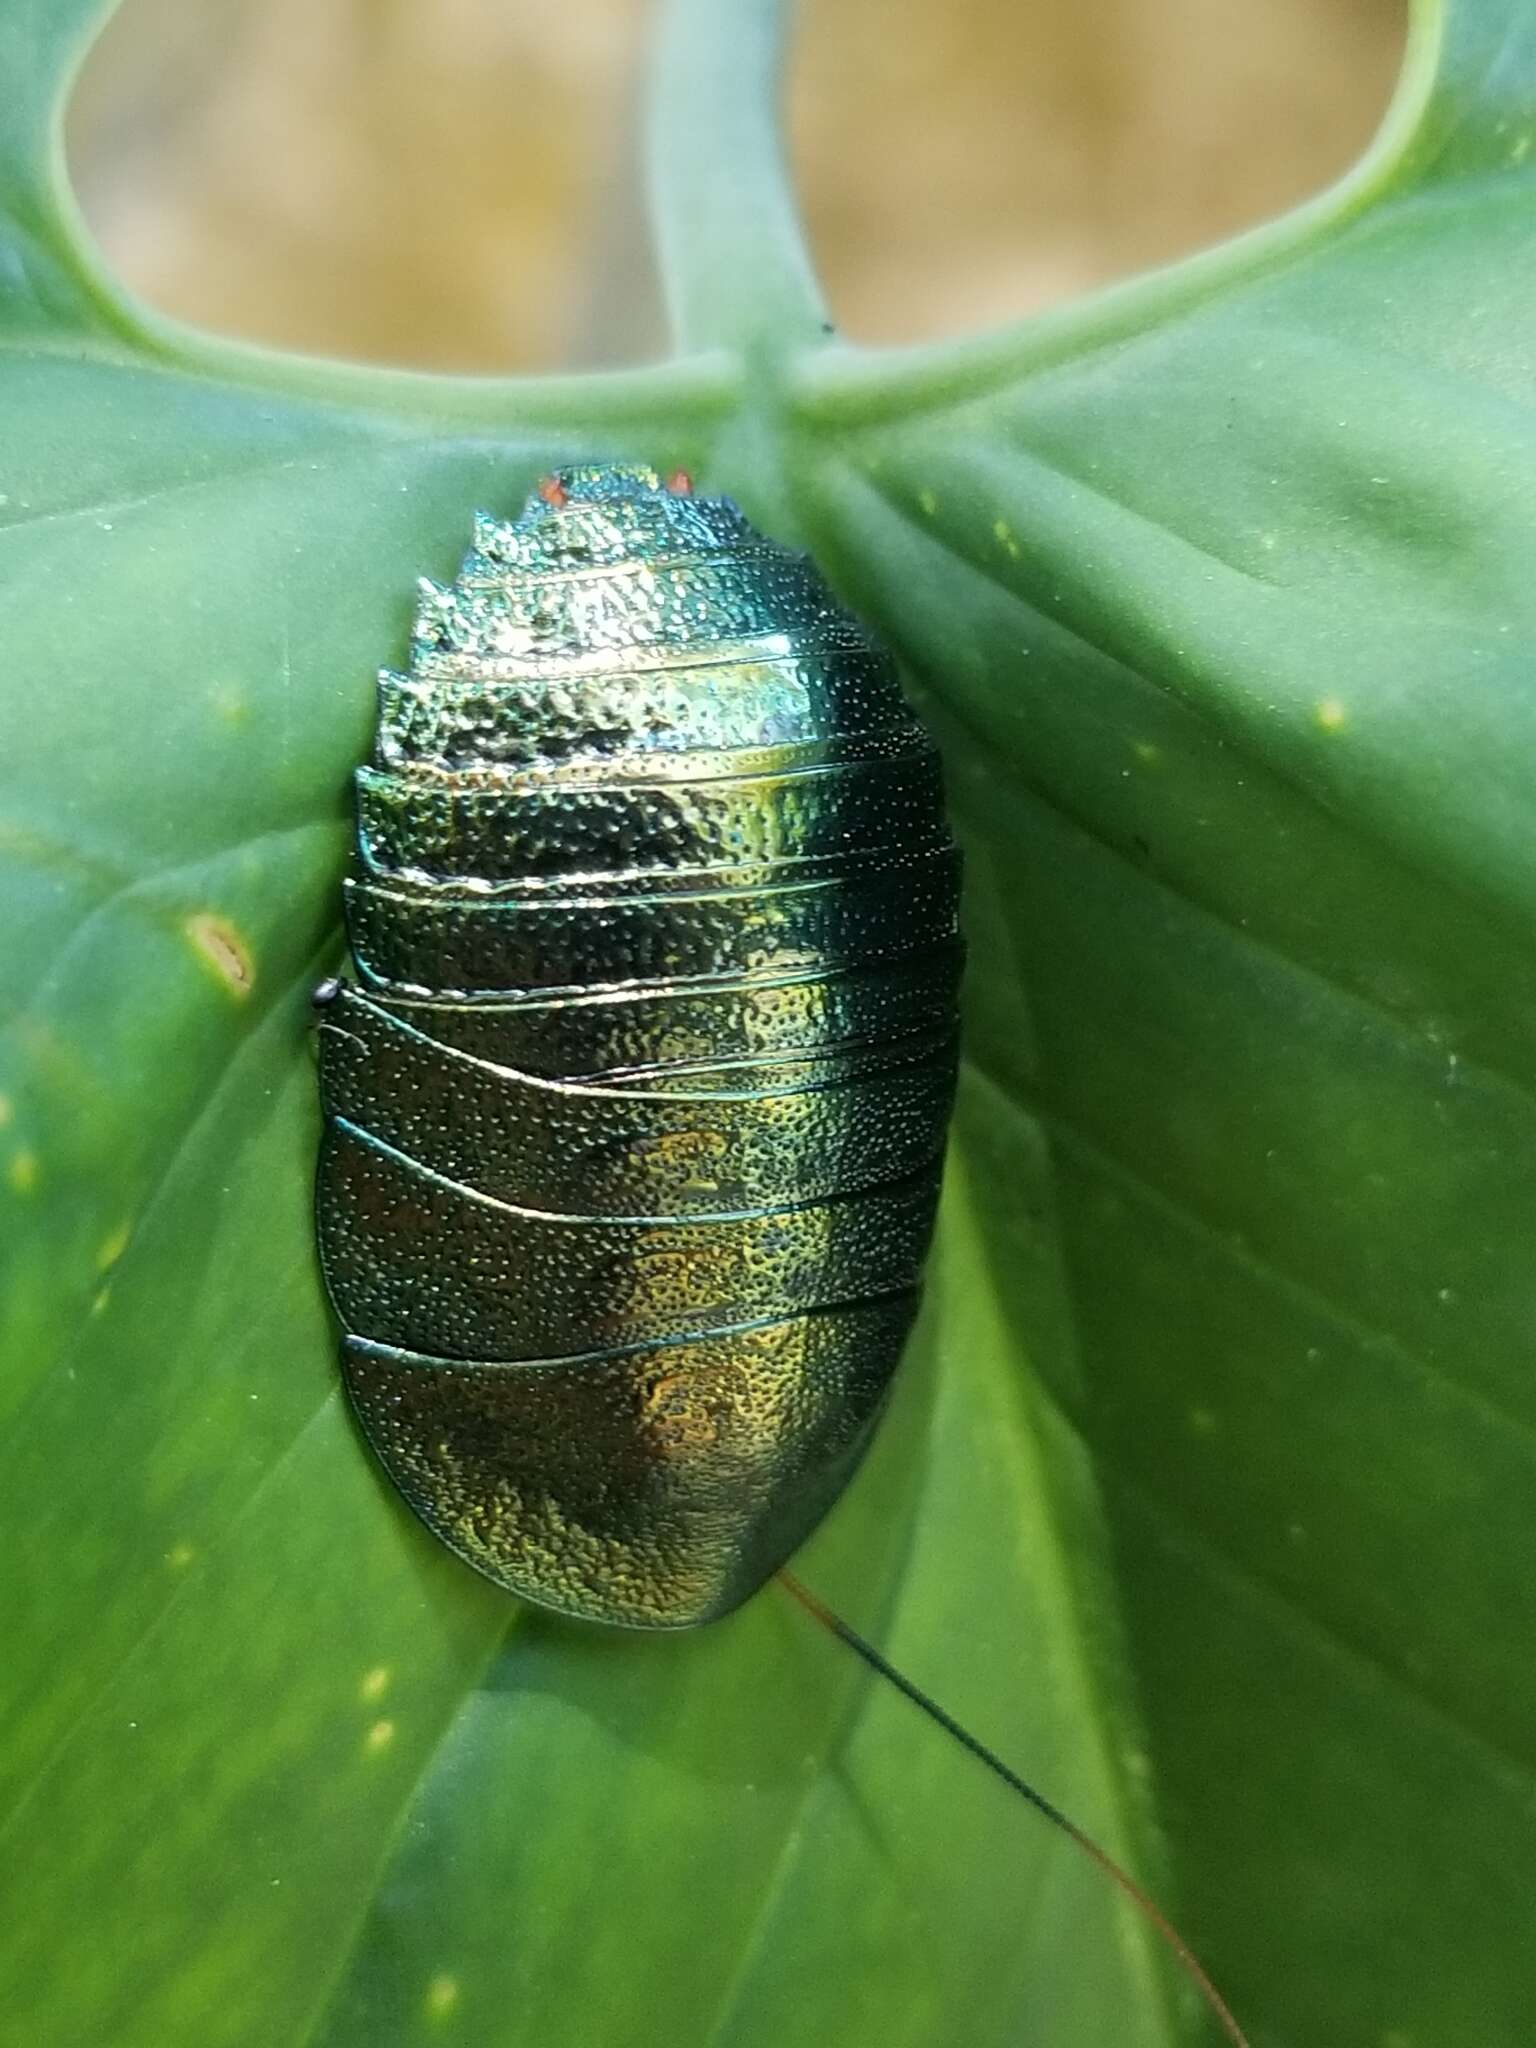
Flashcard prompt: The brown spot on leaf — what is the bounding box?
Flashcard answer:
[185,913,255,998]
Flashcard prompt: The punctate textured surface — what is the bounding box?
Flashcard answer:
[316,464,962,1627]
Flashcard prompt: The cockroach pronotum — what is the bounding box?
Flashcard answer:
[314,461,1249,2046]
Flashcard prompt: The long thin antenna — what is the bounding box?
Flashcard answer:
[778,1570,1251,2048]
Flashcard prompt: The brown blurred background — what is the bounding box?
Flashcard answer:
[66,0,1406,373]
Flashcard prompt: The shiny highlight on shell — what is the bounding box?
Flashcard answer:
[315,463,961,1627]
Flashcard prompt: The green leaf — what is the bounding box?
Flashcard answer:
[3,2,1533,2044]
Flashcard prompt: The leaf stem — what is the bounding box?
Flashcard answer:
[645,0,828,362]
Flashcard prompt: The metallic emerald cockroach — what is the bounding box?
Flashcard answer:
[314,461,961,1629]
[310,464,1256,2045]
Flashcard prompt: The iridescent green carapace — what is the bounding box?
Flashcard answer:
[315,463,962,1628]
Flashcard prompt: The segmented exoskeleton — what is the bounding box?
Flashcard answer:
[315,463,962,1627]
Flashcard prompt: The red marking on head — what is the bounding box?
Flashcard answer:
[537,475,568,509]
[665,469,694,496]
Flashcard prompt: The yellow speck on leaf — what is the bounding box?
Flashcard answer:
[90,1285,112,1318]
[0,1094,12,1128]
[364,1718,396,1755]
[185,913,255,998]
[8,1149,38,1194]
[991,516,1021,560]
[210,684,252,729]
[97,1221,132,1272]
[1188,1406,1218,1436]
[1315,698,1348,733]
[167,1542,196,1569]
[1132,741,1161,766]
[360,1665,392,1703]
[918,489,938,518]
[425,1975,460,2022]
